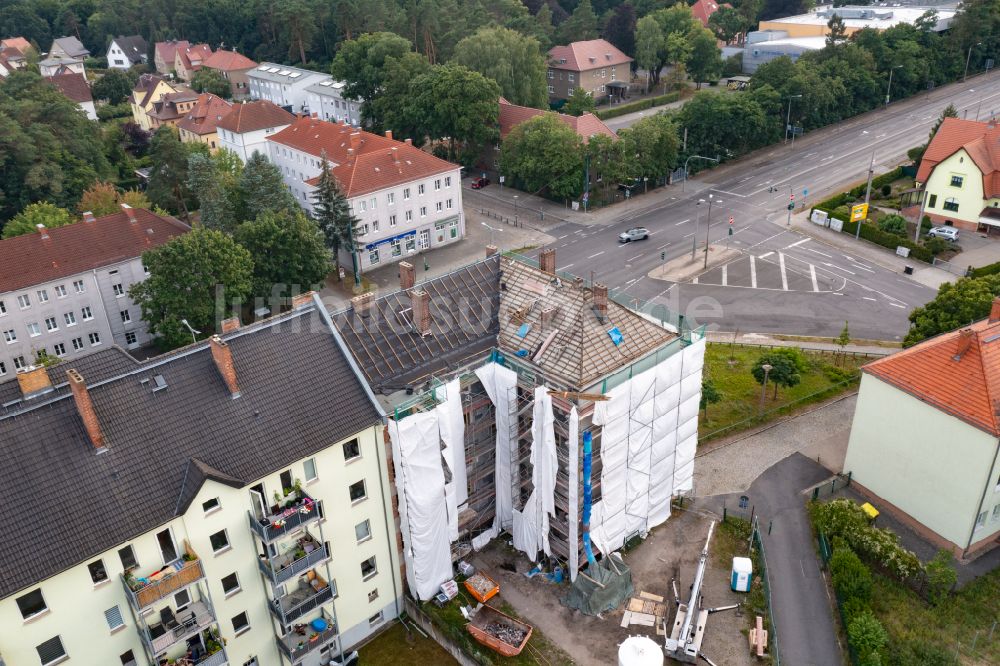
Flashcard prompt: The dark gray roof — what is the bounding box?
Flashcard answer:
[0,347,139,410]
[112,35,147,64]
[0,302,382,599]
[332,256,501,392]
[50,36,89,58]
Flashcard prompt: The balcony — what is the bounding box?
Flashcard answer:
[258,537,330,586]
[248,491,320,543]
[268,571,335,624]
[145,600,218,656]
[275,609,338,665]
[122,546,206,610]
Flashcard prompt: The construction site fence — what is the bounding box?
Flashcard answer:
[931,256,971,277]
[714,341,889,359]
[752,521,781,666]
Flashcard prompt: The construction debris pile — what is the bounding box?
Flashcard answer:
[484,622,528,647]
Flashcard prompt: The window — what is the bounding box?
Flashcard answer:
[355,519,372,542]
[976,511,987,528]
[369,611,384,627]
[369,247,380,265]
[73,280,85,293]
[54,285,66,298]
[372,220,380,232]
[45,317,58,332]
[71,337,84,351]
[943,197,959,212]
[156,528,179,563]
[0,361,6,376]
[27,322,40,337]
[221,572,241,596]
[203,497,221,513]
[4,329,16,343]
[390,238,402,257]
[361,555,377,580]
[547,69,553,79]
[950,175,964,187]
[435,202,443,212]
[304,457,318,482]
[403,187,410,200]
[993,504,1000,521]
[387,192,395,205]
[120,310,131,324]
[349,479,367,503]
[53,343,66,357]
[368,588,379,602]
[88,559,108,584]
[243,659,259,666]
[37,289,49,303]
[343,438,361,461]
[419,229,430,249]
[210,529,230,553]
[418,184,425,195]
[35,636,66,665]
[89,332,101,346]
[420,206,427,217]
[568,73,575,83]
[405,210,413,222]
[113,283,124,297]
[405,235,416,253]
[547,85,555,94]
[434,179,441,191]
[174,589,191,610]
[445,176,452,187]
[120,650,136,665]
[231,611,250,635]
[446,199,453,209]
[63,311,76,327]
[17,294,30,308]
[124,331,138,346]
[104,605,125,631]
[358,200,367,213]
[16,589,47,619]
[370,196,377,209]
[13,355,26,369]
[118,544,138,571]
[389,214,397,227]
[81,306,93,320]
[928,194,937,208]
[0,299,5,315]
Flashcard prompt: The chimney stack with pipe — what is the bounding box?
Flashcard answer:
[411,290,431,336]
[539,248,556,274]
[352,292,374,317]
[399,261,415,291]
[67,369,106,452]
[593,283,608,321]
[209,335,240,398]
[121,203,137,224]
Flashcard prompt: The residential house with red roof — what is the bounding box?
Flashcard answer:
[266,117,464,272]
[547,38,633,102]
[147,88,200,130]
[129,73,183,130]
[217,100,296,162]
[201,49,257,100]
[174,43,213,82]
[45,72,96,120]
[0,205,188,372]
[176,93,233,152]
[154,39,189,75]
[844,299,1000,558]
[0,37,31,73]
[691,0,722,29]
[915,117,1000,232]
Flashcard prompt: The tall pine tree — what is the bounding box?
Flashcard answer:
[311,158,360,284]
[239,152,297,221]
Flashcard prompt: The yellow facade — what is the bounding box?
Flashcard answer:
[178,127,221,153]
[130,80,177,131]
[922,148,991,229]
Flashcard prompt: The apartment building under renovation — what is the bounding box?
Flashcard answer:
[333,249,705,600]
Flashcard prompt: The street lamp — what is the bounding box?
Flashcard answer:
[885,65,903,109]
[692,197,708,260]
[784,94,802,144]
[759,363,773,413]
[964,42,982,83]
[481,221,502,247]
[682,155,720,192]
[513,195,519,216]
[703,197,720,269]
[180,319,200,345]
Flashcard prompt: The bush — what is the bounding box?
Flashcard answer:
[595,92,681,120]
[830,547,873,603]
[97,102,132,122]
[924,237,949,256]
[877,214,907,236]
[811,499,923,581]
[924,549,957,605]
[880,184,892,197]
[722,54,742,77]
[836,216,934,263]
[970,260,1000,278]
[848,610,888,665]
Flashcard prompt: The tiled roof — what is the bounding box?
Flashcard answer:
[499,98,616,143]
[177,43,212,71]
[917,118,1000,198]
[548,39,633,72]
[0,37,31,54]
[691,0,722,27]
[864,305,1000,436]
[0,301,382,598]
[46,72,92,103]
[149,87,199,120]
[130,73,174,107]
[176,93,233,135]
[270,117,459,198]
[0,347,139,409]
[0,208,189,295]
[202,49,256,72]
[111,35,147,65]
[217,99,295,134]
[1,45,25,61]
[155,40,189,66]
[50,36,88,58]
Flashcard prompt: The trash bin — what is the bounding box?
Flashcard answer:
[731,557,753,592]
[903,265,914,275]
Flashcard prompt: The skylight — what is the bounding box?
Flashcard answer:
[319,81,332,87]
[278,69,291,76]
[289,72,301,79]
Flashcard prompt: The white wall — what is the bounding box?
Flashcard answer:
[218,124,290,163]
[923,148,986,226]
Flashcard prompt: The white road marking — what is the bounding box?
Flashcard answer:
[822,262,856,275]
[750,255,757,288]
[629,254,643,261]
[658,242,672,250]
[807,247,833,258]
[784,238,810,249]
[722,264,728,286]
[779,253,789,291]
[759,251,774,259]
[832,292,844,296]
[851,263,876,273]
[810,264,819,292]
[862,296,877,301]
[712,189,747,198]
[625,278,639,286]
[889,303,905,308]
[587,251,605,259]
[562,263,575,270]
[683,232,694,238]
[675,218,691,226]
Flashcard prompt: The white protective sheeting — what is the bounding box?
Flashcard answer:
[474,362,519,533]
[435,378,466,541]
[512,386,558,560]
[388,412,454,601]
[567,407,580,581]
[588,336,706,554]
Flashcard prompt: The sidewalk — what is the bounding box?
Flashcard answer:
[704,331,896,356]
[601,97,687,132]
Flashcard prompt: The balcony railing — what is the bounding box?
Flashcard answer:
[258,542,330,586]
[194,648,228,666]
[275,609,338,664]
[123,557,207,610]
[269,580,335,624]
[248,493,320,543]
[145,601,218,656]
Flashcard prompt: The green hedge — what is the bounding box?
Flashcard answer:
[815,207,933,263]
[970,261,1000,278]
[814,167,906,211]
[596,92,682,120]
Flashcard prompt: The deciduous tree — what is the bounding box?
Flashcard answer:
[234,209,329,298]
[618,112,678,181]
[1,202,75,239]
[77,181,121,216]
[904,275,1000,347]
[91,69,133,104]
[687,27,723,88]
[563,86,596,116]
[500,113,584,200]
[147,126,203,218]
[407,64,501,162]
[190,68,232,99]
[751,348,806,399]
[451,27,548,108]
[331,32,413,129]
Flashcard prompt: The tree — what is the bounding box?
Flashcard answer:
[412,64,501,163]
[330,32,413,129]
[700,378,721,417]
[147,126,202,218]
[556,0,599,45]
[829,547,872,602]
[1,202,75,239]
[585,133,631,202]
[876,214,907,236]
[826,14,847,48]
[311,159,359,278]
[378,52,434,144]
[751,348,807,399]
[451,27,548,108]
[708,7,746,45]
[619,112,679,181]
[234,209,330,298]
[687,27,724,88]
[77,182,121,216]
[500,113,584,201]
[924,550,957,605]
[602,3,636,58]
[238,152,297,221]
[847,610,888,666]
[130,228,253,350]
[121,121,152,156]
[928,103,957,142]
[564,87,596,116]
[904,275,1000,346]
[120,189,152,210]
[836,321,851,364]
[187,153,238,233]
[91,69,133,104]
[190,68,232,99]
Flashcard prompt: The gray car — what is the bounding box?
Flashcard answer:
[927,226,959,241]
[618,227,649,243]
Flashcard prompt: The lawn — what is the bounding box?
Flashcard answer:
[357,619,459,665]
[699,343,864,440]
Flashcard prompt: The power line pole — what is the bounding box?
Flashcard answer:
[856,151,875,240]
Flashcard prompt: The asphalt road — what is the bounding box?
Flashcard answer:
[539,70,1000,340]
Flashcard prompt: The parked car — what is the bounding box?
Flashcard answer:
[618,227,649,243]
[471,177,490,189]
[927,226,959,241]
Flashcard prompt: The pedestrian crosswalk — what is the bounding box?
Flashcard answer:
[694,251,841,292]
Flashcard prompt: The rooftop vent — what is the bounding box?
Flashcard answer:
[152,374,168,392]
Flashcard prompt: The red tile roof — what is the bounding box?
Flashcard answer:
[864,303,1000,436]
[149,88,199,121]
[202,49,256,72]
[270,117,459,198]
[917,118,1000,198]
[176,43,212,72]
[217,100,295,134]
[548,39,633,72]
[0,37,31,54]
[0,208,189,294]
[45,72,92,104]
[691,0,722,27]
[130,73,172,107]
[1,46,25,61]
[498,98,616,143]
[176,93,233,135]
[155,40,189,67]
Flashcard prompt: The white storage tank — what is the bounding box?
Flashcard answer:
[731,556,753,592]
[618,635,664,666]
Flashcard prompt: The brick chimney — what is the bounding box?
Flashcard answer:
[209,335,240,398]
[311,111,318,119]
[486,245,499,257]
[990,297,1000,323]
[411,290,431,336]
[405,138,412,146]
[541,306,559,332]
[220,316,241,333]
[121,203,137,223]
[954,328,975,361]
[350,131,361,152]
[385,130,393,141]
[593,283,608,320]
[17,365,52,399]
[67,369,106,452]
[391,146,400,165]
[82,211,96,224]
[352,292,374,317]
[399,261,415,290]
[36,224,48,239]
[539,248,556,274]
[291,291,316,309]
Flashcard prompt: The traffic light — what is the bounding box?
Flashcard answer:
[788,193,795,210]
[661,251,666,260]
